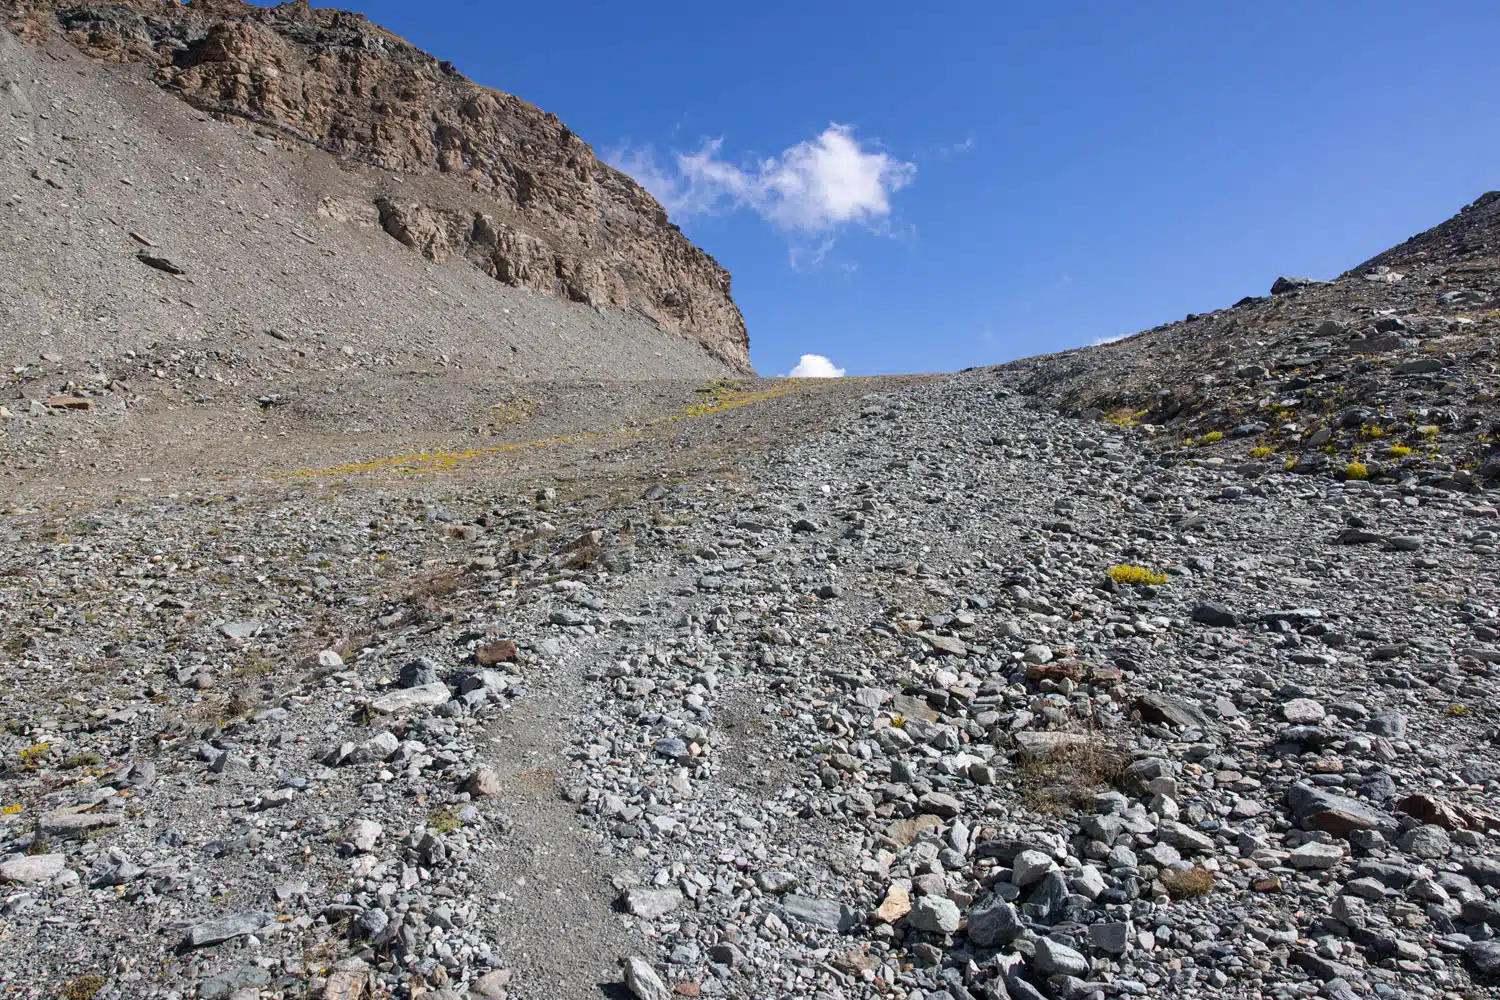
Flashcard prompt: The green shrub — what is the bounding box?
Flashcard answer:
[1107,564,1168,586]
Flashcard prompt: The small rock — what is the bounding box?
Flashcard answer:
[907,895,961,934]
[1033,936,1089,977]
[624,957,671,1000]
[1282,698,1326,724]
[623,886,683,920]
[181,911,269,948]
[1288,841,1345,870]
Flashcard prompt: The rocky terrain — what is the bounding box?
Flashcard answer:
[5,5,1500,1000]
[1009,191,1500,491]
[0,0,748,393]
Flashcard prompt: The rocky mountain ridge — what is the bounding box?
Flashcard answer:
[2,0,750,371]
[1006,191,1500,493]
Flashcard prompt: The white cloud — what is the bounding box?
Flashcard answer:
[938,136,977,158]
[1091,333,1128,346]
[611,124,914,235]
[788,353,846,378]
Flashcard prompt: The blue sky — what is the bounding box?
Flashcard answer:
[272,2,1500,376]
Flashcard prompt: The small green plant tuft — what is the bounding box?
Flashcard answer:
[1345,462,1369,481]
[1198,430,1223,445]
[1387,444,1412,458]
[1249,446,1274,459]
[16,742,50,771]
[1102,407,1148,428]
[427,807,462,834]
[1160,866,1215,899]
[63,975,106,1000]
[1107,564,1168,586]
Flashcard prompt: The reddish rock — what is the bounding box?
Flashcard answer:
[1398,792,1500,832]
[475,640,518,666]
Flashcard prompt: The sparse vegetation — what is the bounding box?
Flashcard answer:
[428,807,462,833]
[1015,738,1128,816]
[16,742,50,771]
[1160,866,1215,898]
[1387,443,1412,458]
[489,395,539,427]
[1107,564,1167,586]
[63,975,106,1000]
[1249,446,1274,459]
[1198,430,1223,445]
[1345,462,1369,481]
[1102,407,1148,428]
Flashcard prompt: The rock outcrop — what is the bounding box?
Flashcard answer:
[3,0,751,371]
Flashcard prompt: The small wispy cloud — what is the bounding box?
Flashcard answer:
[938,135,977,158]
[610,124,914,263]
[787,353,846,378]
[1091,332,1128,346]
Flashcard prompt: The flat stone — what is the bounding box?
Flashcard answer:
[1289,841,1345,869]
[37,809,121,839]
[623,886,683,920]
[907,895,961,934]
[1191,602,1239,627]
[218,620,261,639]
[1013,730,1092,759]
[890,693,939,723]
[1136,693,1212,729]
[182,911,270,948]
[884,814,943,847]
[1288,785,1397,836]
[1158,820,1215,854]
[917,791,962,818]
[1089,920,1133,955]
[917,632,967,657]
[1033,936,1089,977]
[1282,698,1326,724]
[781,895,856,933]
[368,681,451,713]
[200,964,271,1000]
[0,854,66,884]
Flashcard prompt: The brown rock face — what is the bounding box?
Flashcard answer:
[4,0,751,371]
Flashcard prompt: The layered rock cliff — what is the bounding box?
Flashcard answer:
[3,0,751,371]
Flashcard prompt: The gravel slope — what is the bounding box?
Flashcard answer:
[3,366,1499,1000]
[0,25,735,391]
